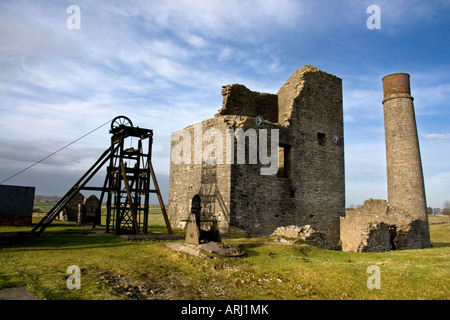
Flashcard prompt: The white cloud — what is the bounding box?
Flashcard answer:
[182,32,208,48]
[134,0,305,40]
[0,0,307,106]
[424,133,450,141]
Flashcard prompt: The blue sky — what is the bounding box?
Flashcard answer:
[0,0,449,208]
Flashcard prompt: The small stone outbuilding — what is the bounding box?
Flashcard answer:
[59,192,85,222]
[58,193,101,226]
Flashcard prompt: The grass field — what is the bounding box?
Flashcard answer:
[0,207,448,300]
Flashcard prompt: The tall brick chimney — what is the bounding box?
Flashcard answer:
[382,73,431,248]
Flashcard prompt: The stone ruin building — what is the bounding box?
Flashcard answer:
[168,65,345,250]
[58,192,85,222]
[168,66,431,252]
[58,192,101,226]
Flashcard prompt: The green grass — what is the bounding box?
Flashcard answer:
[0,213,448,300]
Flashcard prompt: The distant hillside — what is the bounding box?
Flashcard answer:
[34,195,62,203]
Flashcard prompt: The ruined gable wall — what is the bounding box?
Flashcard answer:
[217,84,278,123]
[277,66,345,249]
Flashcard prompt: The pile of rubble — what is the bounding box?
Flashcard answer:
[270,225,332,249]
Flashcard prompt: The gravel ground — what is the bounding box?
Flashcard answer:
[0,287,41,300]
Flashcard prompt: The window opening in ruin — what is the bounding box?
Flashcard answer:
[317,132,326,146]
[388,224,397,250]
[277,144,291,178]
[290,189,296,198]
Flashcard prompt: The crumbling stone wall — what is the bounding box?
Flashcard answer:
[168,65,345,249]
[79,194,101,226]
[59,192,85,222]
[340,199,430,252]
[359,222,393,253]
[217,84,278,123]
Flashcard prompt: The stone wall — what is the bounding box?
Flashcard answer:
[340,199,430,252]
[59,192,85,222]
[228,118,296,236]
[79,194,101,225]
[276,65,345,248]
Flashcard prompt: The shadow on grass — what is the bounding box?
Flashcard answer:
[0,221,188,253]
[431,242,450,248]
[0,235,130,252]
[0,225,133,252]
